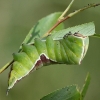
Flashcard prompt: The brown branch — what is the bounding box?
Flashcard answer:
[42,3,100,38]
[45,16,70,36]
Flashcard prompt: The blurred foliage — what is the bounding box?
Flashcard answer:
[41,73,90,100]
[0,0,100,100]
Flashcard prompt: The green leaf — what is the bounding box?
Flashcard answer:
[50,22,95,40]
[40,73,91,100]
[22,12,64,44]
[80,73,91,100]
[40,85,80,100]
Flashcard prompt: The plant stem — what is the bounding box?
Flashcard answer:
[0,60,14,74]
[80,73,91,100]
[43,3,100,38]
[58,0,75,21]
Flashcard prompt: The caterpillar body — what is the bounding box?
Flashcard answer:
[8,32,89,91]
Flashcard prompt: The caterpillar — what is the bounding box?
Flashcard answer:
[7,32,89,92]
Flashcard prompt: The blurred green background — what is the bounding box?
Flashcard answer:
[0,0,100,100]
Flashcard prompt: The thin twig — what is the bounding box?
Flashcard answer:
[42,3,100,38]
[0,60,14,74]
[58,0,75,20]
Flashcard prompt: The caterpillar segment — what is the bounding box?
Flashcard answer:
[8,33,89,91]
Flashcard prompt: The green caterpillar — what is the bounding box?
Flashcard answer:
[8,32,89,92]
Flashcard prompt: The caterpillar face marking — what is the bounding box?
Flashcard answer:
[7,32,89,91]
[74,32,86,38]
[63,31,72,38]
